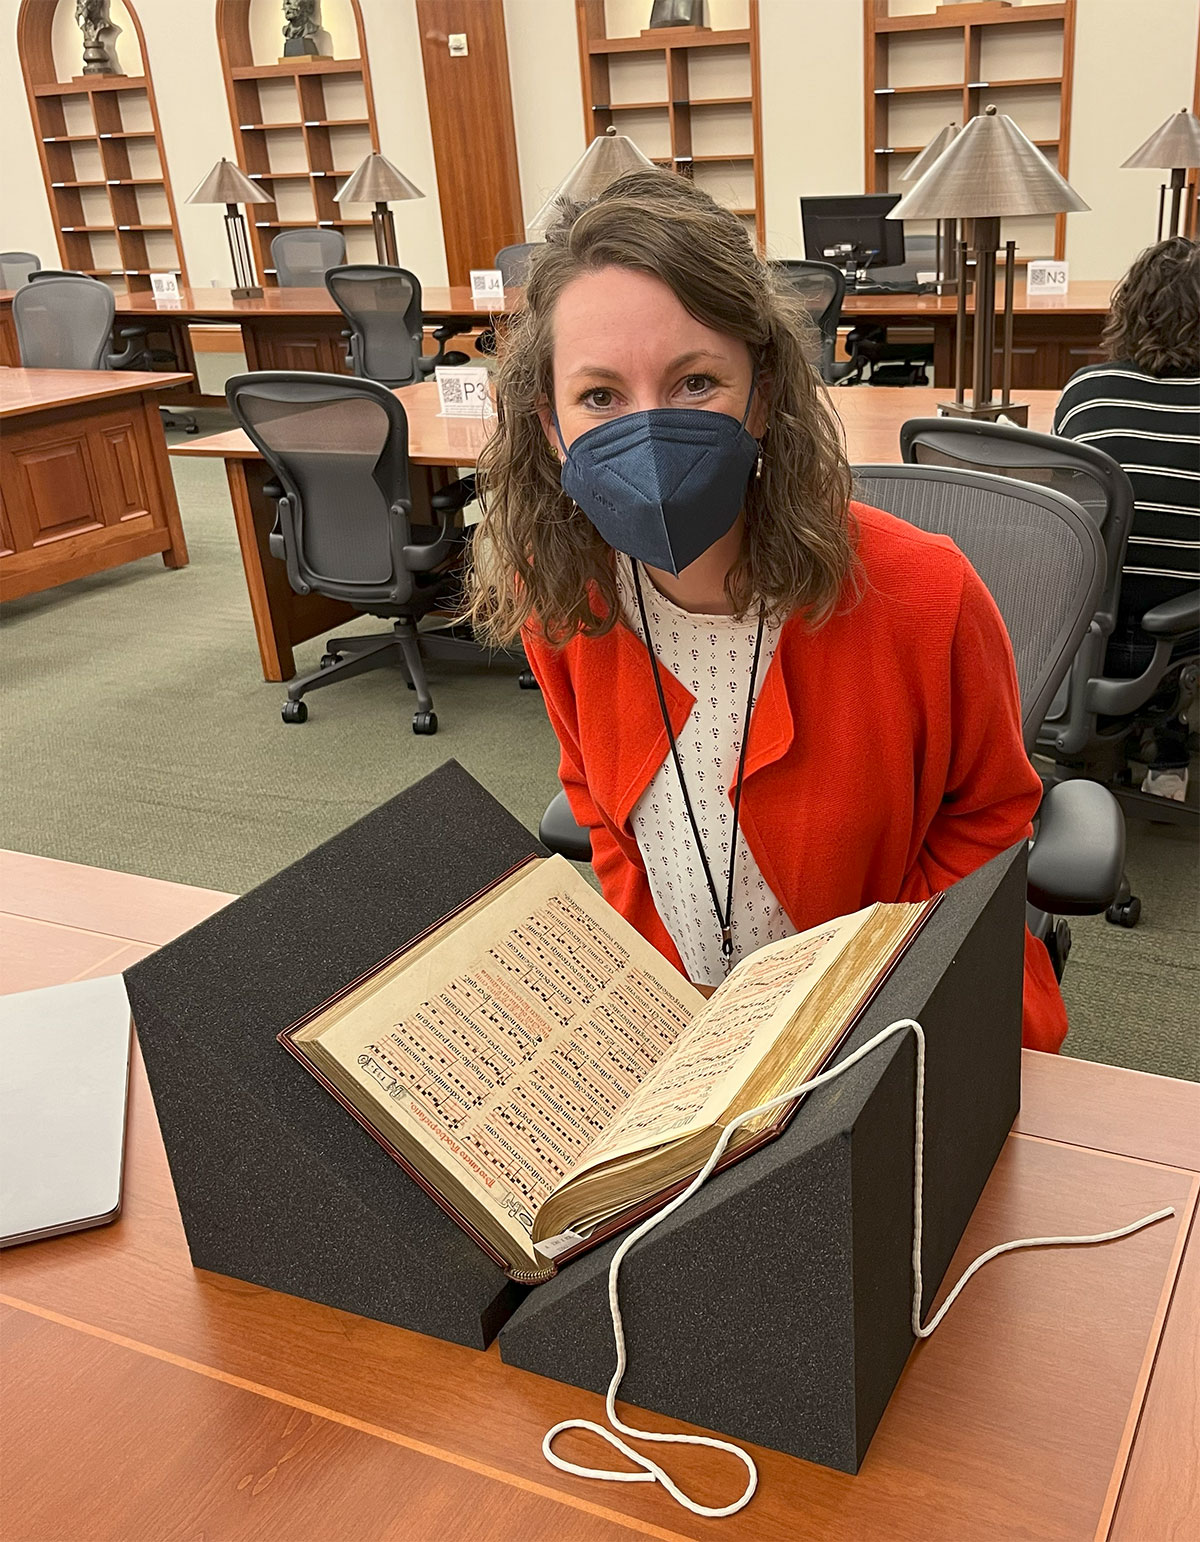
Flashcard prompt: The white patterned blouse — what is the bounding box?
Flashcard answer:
[619,557,797,985]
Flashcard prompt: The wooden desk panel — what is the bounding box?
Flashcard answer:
[1,368,191,601]
[0,853,1198,1542]
[168,385,1057,682]
[1,367,191,417]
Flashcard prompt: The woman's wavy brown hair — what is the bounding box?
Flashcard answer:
[1102,236,1199,374]
[468,169,856,647]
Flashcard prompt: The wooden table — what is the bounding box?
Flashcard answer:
[0,280,1115,402]
[1,368,192,602]
[0,849,1196,1542]
[169,383,1057,683]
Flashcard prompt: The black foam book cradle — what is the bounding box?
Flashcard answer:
[125,760,1026,1472]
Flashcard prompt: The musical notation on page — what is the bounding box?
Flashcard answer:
[346,876,697,1229]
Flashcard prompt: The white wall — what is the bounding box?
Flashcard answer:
[1,0,59,267]
[759,0,864,258]
[3,0,1196,288]
[1069,0,1198,279]
[505,0,586,227]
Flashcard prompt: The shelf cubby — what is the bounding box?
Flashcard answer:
[864,0,1077,263]
[216,0,381,287]
[16,0,188,294]
[575,0,765,250]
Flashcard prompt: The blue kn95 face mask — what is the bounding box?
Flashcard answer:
[553,387,759,577]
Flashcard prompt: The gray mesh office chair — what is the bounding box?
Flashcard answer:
[325,265,468,387]
[271,228,347,287]
[13,274,139,369]
[15,271,197,431]
[226,371,523,733]
[475,243,543,356]
[902,417,1199,922]
[773,259,847,385]
[538,465,1119,983]
[0,251,40,287]
[495,242,542,285]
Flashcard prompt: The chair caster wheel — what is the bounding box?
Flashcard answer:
[1105,895,1141,927]
[518,670,539,690]
[406,679,415,690]
[282,700,308,724]
[319,652,341,669]
[412,710,438,735]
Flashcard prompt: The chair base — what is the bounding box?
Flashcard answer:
[281,619,532,734]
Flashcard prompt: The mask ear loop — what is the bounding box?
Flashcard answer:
[742,368,764,478]
[549,406,568,458]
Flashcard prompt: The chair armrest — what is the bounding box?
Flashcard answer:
[396,499,455,572]
[1027,780,1125,916]
[539,790,592,862]
[107,326,146,369]
[1142,588,1200,636]
[430,476,476,515]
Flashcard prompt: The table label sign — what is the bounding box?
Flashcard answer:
[470,269,505,306]
[1026,259,1068,296]
[435,366,494,418]
[151,271,181,301]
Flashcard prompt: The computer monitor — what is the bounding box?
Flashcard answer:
[800,194,906,270]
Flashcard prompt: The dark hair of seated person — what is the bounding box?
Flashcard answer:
[1101,235,1199,375]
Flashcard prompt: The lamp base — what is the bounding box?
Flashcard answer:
[231,285,264,300]
[937,398,1029,427]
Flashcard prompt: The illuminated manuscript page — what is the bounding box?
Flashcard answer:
[308,856,704,1242]
[564,906,875,1177]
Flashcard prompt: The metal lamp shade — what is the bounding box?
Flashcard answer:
[186,157,272,206]
[891,111,1086,425]
[1122,109,1200,170]
[526,128,656,238]
[334,153,424,205]
[901,122,959,183]
[890,107,1089,220]
[185,159,269,300]
[1122,109,1200,240]
[334,152,423,267]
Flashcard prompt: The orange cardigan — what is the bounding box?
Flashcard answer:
[523,501,1068,1053]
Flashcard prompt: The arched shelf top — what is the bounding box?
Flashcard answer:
[17,0,189,293]
[215,0,382,286]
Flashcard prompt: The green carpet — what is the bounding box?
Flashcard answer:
[2,421,1196,1080]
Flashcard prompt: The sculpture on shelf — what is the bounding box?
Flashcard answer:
[648,0,705,27]
[282,0,323,58]
[75,0,118,76]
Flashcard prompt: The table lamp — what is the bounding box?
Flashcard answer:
[186,158,272,299]
[901,122,960,289]
[334,152,424,266]
[526,127,655,239]
[890,106,1088,425]
[1121,109,1200,240]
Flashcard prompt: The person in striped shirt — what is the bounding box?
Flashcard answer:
[1054,236,1199,799]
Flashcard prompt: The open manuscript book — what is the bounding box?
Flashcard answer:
[281,855,935,1282]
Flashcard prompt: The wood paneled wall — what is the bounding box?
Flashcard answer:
[415,0,524,284]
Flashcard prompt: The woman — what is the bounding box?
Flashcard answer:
[1053,235,1199,800]
[472,170,1066,1052]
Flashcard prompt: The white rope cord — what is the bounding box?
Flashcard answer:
[541,1017,1176,1519]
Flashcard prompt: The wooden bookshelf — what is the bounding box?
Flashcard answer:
[574,1,765,251]
[215,0,381,286]
[864,0,1077,262]
[16,0,188,295]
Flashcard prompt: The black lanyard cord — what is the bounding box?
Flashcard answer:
[631,562,767,968]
